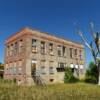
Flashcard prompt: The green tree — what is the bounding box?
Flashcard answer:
[85,62,98,84]
[64,67,79,83]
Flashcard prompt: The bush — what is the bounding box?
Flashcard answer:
[64,67,79,83]
[85,62,98,84]
[85,76,97,84]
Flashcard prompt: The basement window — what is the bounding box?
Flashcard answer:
[50,79,54,82]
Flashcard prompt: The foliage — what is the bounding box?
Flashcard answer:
[85,62,98,84]
[64,67,79,83]
[0,62,4,70]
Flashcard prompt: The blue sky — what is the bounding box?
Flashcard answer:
[0,0,99,66]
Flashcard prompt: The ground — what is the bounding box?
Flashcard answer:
[0,81,100,100]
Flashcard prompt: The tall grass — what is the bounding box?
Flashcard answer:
[0,80,100,100]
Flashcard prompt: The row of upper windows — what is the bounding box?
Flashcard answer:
[32,39,83,60]
[6,38,83,60]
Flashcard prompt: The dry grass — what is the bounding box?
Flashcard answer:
[0,81,100,100]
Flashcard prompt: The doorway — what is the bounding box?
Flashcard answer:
[31,60,37,78]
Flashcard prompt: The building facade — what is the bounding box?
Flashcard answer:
[4,28,85,85]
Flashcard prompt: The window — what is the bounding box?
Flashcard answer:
[79,50,82,60]
[69,48,72,58]
[41,41,46,54]
[5,64,8,74]
[18,60,22,75]
[14,42,18,55]
[18,60,22,67]
[7,46,10,56]
[41,66,46,74]
[57,45,62,56]
[49,43,53,55]
[49,61,54,74]
[80,65,84,75]
[57,62,66,72]
[62,46,66,56]
[31,60,37,76]
[19,39,24,53]
[32,39,37,53]
[49,67,54,74]
[58,63,66,68]
[10,44,14,56]
[13,62,17,75]
[40,60,46,74]
[74,49,77,56]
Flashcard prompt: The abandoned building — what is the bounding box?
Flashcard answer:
[4,28,85,85]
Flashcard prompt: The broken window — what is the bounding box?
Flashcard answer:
[10,44,14,56]
[58,63,66,68]
[19,39,24,53]
[49,61,54,74]
[49,67,54,74]
[49,43,53,55]
[41,41,46,54]
[62,46,66,56]
[69,48,72,58]
[14,42,18,55]
[74,49,77,56]
[40,60,46,74]
[18,60,23,75]
[32,39,37,53]
[41,66,46,74]
[57,45,62,56]
[13,62,17,75]
[57,62,66,72]
[79,50,82,60]
[7,46,10,56]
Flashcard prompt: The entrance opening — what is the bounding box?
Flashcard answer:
[31,60,37,78]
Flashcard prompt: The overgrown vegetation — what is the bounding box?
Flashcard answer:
[0,80,100,100]
[64,67,79,83]
[85,62,98,84]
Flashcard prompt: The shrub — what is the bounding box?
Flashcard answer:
[85,62,98,84]
[64,67,79,83]
[85,76,97,84]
